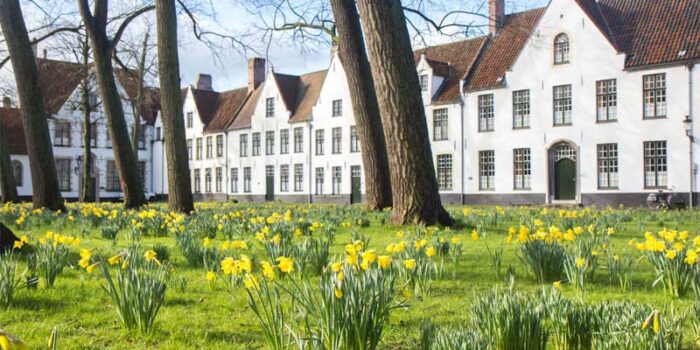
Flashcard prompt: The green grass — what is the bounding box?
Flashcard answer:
[0,203,698,349]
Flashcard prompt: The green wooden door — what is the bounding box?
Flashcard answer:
[555,158,576,200]
[350,166,362,204]
[265,166,274,201]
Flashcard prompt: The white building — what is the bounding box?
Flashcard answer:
[4,0,700,207]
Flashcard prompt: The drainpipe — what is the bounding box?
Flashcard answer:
[308,122,313,204]
[460,95,465,205]
[688,62,695,208]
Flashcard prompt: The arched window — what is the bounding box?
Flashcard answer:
[554,33,570,64]
[11,160,22,187]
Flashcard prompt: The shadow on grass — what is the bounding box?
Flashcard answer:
[9,294,66,311]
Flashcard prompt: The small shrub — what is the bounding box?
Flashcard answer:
[151,244,170,262]
[176,232,205,267]
[33,232,77,288]
[420,322,487,350]
[0,251,31,306]
[518,239,566,283]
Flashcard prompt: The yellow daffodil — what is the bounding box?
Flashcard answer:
[330,262,343,273]
[575,257,586,269]
[470,231,480,241]
[553,281,561,289]
[426,247,436,257]
[108,255,121,265]
[403,259,416,271]
[378,255,391,269]
[665,250,677,260]
[276,257,294,274]
[261,261,276,281]
[206,271,216,281]
[144,250,158,262]
[334,288,343,299]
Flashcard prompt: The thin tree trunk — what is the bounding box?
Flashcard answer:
[155,0,194,213]
[0,0,65,211]
[130,33,149,159]
[355,0,452,226]
[329,0,392,211]
[80,80,93,203]
[79,0,146,209]
[0,114,18,203]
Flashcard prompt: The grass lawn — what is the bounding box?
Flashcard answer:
[1,202,699,349]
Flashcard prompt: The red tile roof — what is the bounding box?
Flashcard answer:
[597,0,700,68]
[465,8,545,92]
[0,108,27,155]
[414,37,489,103]
[204,87,249,132]
[228,86,262,130]
[289,70,327,123]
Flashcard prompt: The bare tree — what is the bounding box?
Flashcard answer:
[356,0,452,225]
[78,0,153,208]
[155,0,194,213]
[0,0,65,211]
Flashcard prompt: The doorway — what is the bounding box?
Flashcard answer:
[550,142,577,201]
[350,165,362,204]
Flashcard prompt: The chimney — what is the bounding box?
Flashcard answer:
[489,0,505,35]
[248,57,266,93]
[195,74,213,91]
[2,96,11,108]
[43,49,47,59]
[31,39,38,59]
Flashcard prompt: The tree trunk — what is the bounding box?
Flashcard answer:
[355,0,452,226]
[130,33,149,160]
[0,114,18,203]
[155,0,194,213]
[80,79,94,203]
[0,0,65,211]
[79,0,146,209]
[329,0,392,211]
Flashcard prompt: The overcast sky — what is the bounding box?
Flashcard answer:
[1,0,549,96]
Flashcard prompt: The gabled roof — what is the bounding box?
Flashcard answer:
[290,70,327,123]
[34,58,161,124]
[273,73,301,112]
[465,8,545,92]
[414,37,489,102]
[204,87,249,132]
[597,0,700,68]
[189,88,220,126]
[0,108,27,155]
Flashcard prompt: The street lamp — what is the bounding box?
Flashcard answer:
[684,116,694,209]
[74,156,83,175]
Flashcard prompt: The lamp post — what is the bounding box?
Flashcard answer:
[74,156,83,175]
[683,116,694,208]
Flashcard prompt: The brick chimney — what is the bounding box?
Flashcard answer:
[489,0,505,35]
[248,57,266,93]
[195,74,213,91]
[2,96,10,108]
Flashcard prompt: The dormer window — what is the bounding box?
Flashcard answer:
[554,33,570,64]
[419,74,429,92]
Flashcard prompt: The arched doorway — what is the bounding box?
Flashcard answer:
[550,142,577,201]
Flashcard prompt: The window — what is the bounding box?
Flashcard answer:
[252,132,261,156]
[420,74,429,91]
[350,126,360,153]
[596,79,617,122]
[137,127,146,149]
[513,90,530,128]
[240,134,248,157]
[437,154,452,191]
[315,129,324,155]
[106,160,120,192]
[206,136,213,159]
[280,165,289,192]
[56,158,72,191]
[315,168,324,195]
[216,135,224,157]
[332,127,342,154]
[12,160,24,187]
[90,123,98,147]
[554,33,570,64]
[243,167,251,193]
[196,138,203,159]
[186,112,193,128]
[54,121,71,146]
[106,130,111,148]
[231,168,238,193]
[644,141,667,188]
[205,168,212,193]
[294,164,303,192]
[194,169,201,193]
[332,166,342,195]
[187,139,192,160]
[11,160,22,187]
[433,108,448,140]
[643,74,666,119]
[265,131,275,155]
[597,144,618,189]
[266,97,275,118]
[478,94,494,132]
[553,85,572,125]
[138,161,146,188]
[332,100,343,117]
[155,127,161,141]
[479,150,495,190]
[513,148,531,190]
[280,129,289,154]
[215,167,223,192]
[294,127,303,153]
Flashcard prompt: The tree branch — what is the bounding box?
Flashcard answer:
[111,5,156,50]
